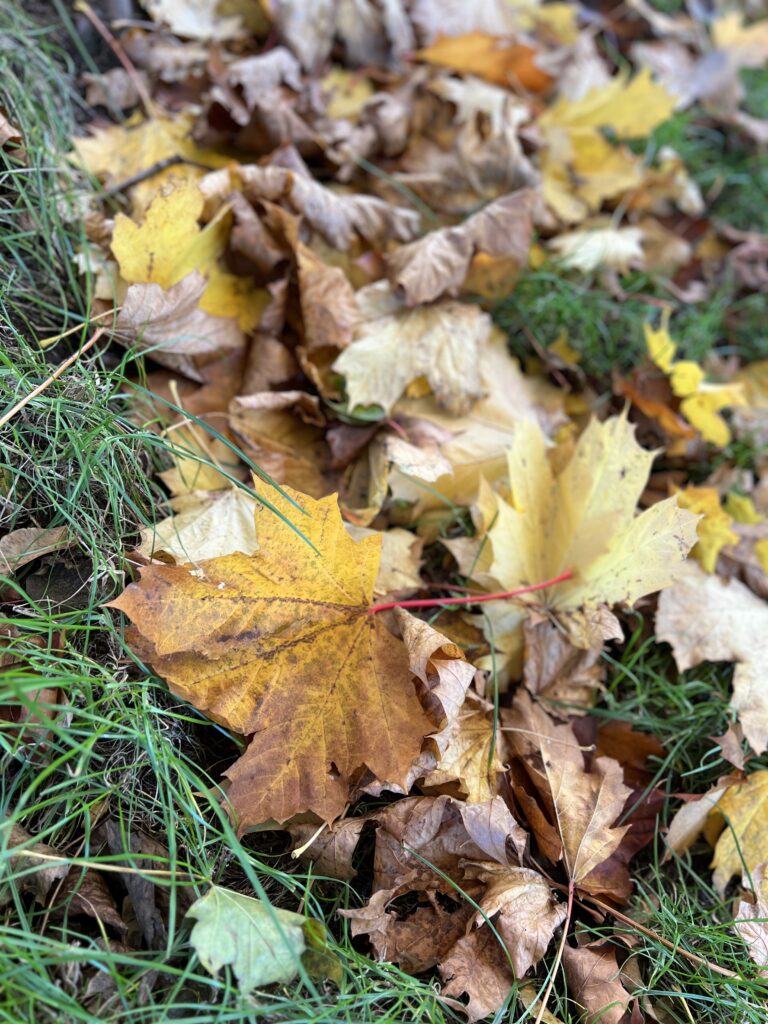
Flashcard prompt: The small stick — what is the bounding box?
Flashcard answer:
[367,569,573,614]
[102,156,217,197]
[542,873,740,980]
[0,329,104,430]
[74,1,155,116]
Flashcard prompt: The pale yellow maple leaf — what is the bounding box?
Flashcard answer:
[332,280,492,415]
[656,562,768,755]
[478,414,698,652]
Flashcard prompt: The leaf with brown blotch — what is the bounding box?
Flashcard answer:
[504,691,631,894]
[111,485,439,827]
[563,941,633,1024]
[464,862,567,976]
[385,189,537,305]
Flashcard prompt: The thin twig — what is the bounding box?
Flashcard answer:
[543,875,740,980]
[102,156,217,197]
[367,569,573,614]
[0,329,104,430]
[73,1,155,116]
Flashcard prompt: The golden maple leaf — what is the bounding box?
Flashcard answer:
[111,485,437,827]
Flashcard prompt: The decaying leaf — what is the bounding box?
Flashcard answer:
[1,823,69,906]
[385,189,537,305]
[562,940,633,1024]
[656,562,768,754]
[735,862,768,971]
[505,691,631,895]
[0,526,70,573]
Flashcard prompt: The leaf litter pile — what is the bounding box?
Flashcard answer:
[6,0,768,1019]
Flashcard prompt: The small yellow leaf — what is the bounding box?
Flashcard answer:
[674,486,738,573]
[670,360,705,397]
[644,319,676,373]
[680,389,741,448]
[725,493,764,525]
[548,332,581,366]
[757,540,768,574]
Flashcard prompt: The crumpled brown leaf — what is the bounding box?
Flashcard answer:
[385,189,537,305]
[563,940,633,1024]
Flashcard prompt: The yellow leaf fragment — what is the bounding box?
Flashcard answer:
[674,486,737,574]
[725,493,764,526]
[711,771,768,894]
[539,68,676,138]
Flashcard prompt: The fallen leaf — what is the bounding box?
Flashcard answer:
[711,771,768,894]
[111,485,440,826]
[656,562,768,755]
[505,691,632,895]
[137,487,260,564]
[416,33,551,92]
[522,618,604,709]
[389,328,566,514]
[116,273,246,382]
[439,927,513,1022]
[2,823,69,906]
[287,818,367,881]
[563,940,633,1024]
[143,0,250,40]
[332,280,492,415]
[483,414,698,650]
[466,862,567,975]
[385,189,537,305]
[187,885,308,990]
[735,862,768,971]
[664,784,730,857]
[674,486,738,573]
[0,526,70,573]
[548,225,644,273]
[419,692,507,803]
[215,163,422,250]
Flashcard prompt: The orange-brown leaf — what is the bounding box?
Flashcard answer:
[111,486,434,827]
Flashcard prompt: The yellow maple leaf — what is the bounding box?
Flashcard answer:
[111,485,439,827]
[674,486,738,573]
[477,414,698,652]
[73,113,229,217]
[111,181,267,330]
